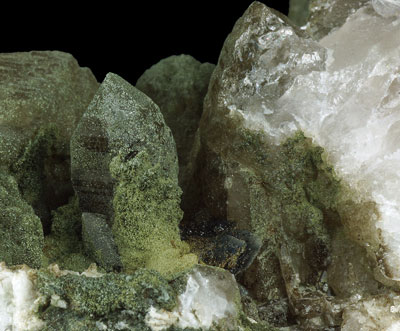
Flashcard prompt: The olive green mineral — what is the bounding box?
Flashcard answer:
[136,55,215,219]
[0,171,43,268]
[71,72,179,220]
[0,51,98,169]
[288,0,311,26]
[71,73,196,276]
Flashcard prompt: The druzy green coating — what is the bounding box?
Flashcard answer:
[110,151,197,277]
[0,171,44,268]
[37,268,178,330]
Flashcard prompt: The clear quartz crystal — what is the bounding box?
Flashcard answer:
[273,6,400,279]
[372,0,400,17]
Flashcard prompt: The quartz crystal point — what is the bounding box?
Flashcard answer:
[0,51,98,168]
[199,0,400,328]
[71,73,178,219]
[136,55,215,220]
[199,2,339,327]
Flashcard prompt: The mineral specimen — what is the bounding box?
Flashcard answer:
[71,72,178,219]
[3,0,400,329]
[71,73,196,276]
[196,0,400,329]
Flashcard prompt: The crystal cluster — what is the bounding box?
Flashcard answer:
[2,0,400,330]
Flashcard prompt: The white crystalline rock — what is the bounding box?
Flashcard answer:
[0,263,44,331]
[145,266,239,330]
[226,1,400,280]
[276,6,400,279]
[0,263,107,331]
[229,4,400,280]
[372,0,400,17]
[341,295,400,330]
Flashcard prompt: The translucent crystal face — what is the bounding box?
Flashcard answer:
[372,0,400,17]
[236,5,400,278]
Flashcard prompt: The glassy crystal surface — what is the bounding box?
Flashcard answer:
[307,0,369,40]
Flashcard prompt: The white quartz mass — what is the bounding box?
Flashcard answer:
[0,263,44,331]
[231,3,400,280]
[280,5,400,279]
[145,267,238,330]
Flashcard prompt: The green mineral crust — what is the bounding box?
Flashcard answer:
[0,171,43,268]
[136,55,215,220]
[43,196,94,272]
[110,150,197,277]
[0,51,98,169]
[71,73,196,276]
[36,266,178,330]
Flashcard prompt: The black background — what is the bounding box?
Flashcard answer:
[2,1,289,84]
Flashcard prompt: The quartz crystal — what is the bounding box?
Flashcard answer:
[277,5,400,281]
[307,0,369,39]
[372,0,400,17]
[0,51,98,168]
[136,55,215,221]
[197,0,400,328]
[71,73,196,277]
[71,72,178,219]
[145,265,241,330]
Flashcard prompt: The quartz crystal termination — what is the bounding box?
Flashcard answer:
[136,55,215,220]
[198,0,400,328]
[71,73,196,276]
[71,72,179,219]
[276,4,400,282]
